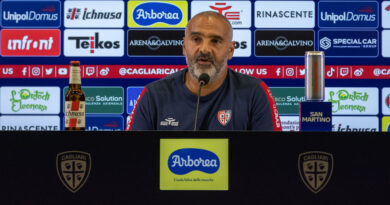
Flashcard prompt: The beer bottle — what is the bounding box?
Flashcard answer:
[65,61,85,130]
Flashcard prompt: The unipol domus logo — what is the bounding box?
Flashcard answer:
[168,148,220,175]
[129,1,187,27]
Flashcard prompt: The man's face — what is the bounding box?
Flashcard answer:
[183,15,234,82]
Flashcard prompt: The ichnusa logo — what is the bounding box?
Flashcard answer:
[0,29,60,56]
[160,139,228,190]
[128,1,187,28]
[1,1,61,28]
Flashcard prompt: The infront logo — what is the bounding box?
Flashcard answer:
[168,148,220,175]
[129,1,187,27]
[0,29,60,56]
[298,151,334,194]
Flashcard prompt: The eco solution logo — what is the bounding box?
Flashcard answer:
[128,1,187,28]
[0,87,60,114]
[64,1,124,28]
[160,139,228,190]
[270,87,305,114]
[63,86,123,114]
[318,30,378,57]
[318,1,378,28]
[254,1,314,28]
[298,151,334,194]
[325,87,378,115]
[191,1,251,28]
[1,0,61,28]
[56,151,91,193]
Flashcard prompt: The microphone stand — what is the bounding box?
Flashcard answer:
[194,81,205,131]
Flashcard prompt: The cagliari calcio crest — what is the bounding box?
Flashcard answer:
[56,151,91,193]
[298,151,334,194]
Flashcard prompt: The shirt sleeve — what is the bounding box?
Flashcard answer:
[250,81,282,131]
[126,87,154,131]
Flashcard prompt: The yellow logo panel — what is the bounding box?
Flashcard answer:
[382,117,390,131]
[128,1,188,28]
[160,139,228,190]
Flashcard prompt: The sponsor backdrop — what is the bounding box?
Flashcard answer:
[0,0,389,131]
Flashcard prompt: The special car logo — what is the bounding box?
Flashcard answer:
[56,151,91,193]
[298,151,334,194]
[217,110,232,126]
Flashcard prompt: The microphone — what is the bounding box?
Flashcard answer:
[194,73,210,131]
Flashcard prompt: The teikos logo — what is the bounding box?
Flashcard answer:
[160,139,228,190]
[128,30,184,56]
[318,1,378,28]
[1,1,60,27]
[64,1,124,28]
[64,29,124,56]
[168,148,220,175]
[0,29,60,56]
[128,1,187,28]
[298,151,334,194]
[56,151,91,193]
[255,30,314,56]
[319,30,378,57]
[232,29,251,57]
[325,87,378,115]
[254,1,315,28]
[0,86,60,114]
[191,1,251,28]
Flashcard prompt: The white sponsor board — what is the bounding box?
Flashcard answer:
[332,116,378,132]
[382,88,390,115]
[382,1,390,28]
[254,1,315,28]
[0,116,60,131]
[232,29,251,57]
[191,1,251,28]
[64,1,124,28]
[280,116,299,131]
[383,30,390,57]
[64,29,124,57]
[325,87,378,115]
[0,87,60,114]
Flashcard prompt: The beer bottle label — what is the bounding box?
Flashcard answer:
[65,101,85,128]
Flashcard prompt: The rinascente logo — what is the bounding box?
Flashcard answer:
[0,29,60,56]
[255,30,314,56]
[128,30,184,56]
[318,1,378,28]
[319,30,378,57]
[1,1,60,28]
[64,29,124,57]
[191,1,251,28]
[128,1,187,28]
[64,1,124,28]
[254,1,314,28]
[0,116,60,131]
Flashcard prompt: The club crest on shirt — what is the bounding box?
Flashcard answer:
[217,110,232,126]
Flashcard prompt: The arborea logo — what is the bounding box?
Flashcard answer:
[133,2,182,26]
[1,29,60,56]
[168,148,220,175]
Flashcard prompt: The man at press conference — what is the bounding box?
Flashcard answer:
[126,11,281,131]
